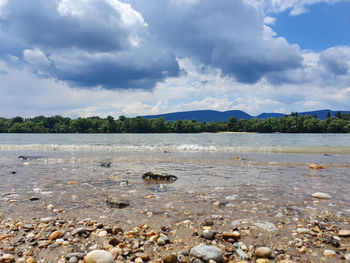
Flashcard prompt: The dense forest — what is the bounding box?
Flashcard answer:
[0,112,350,133]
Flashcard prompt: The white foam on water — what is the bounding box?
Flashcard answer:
[1,143,350,154]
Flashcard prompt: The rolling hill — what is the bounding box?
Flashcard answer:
[143,109,349,122]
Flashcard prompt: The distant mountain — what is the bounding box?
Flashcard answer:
[298,109,349,119]
[142,109,349,122]
[143,110,252,122]
[256,113,286,119]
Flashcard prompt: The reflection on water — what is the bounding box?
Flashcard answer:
[0,133,349,221]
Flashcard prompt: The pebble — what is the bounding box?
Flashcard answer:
[40,217,56,223]
[203,230,216,240]
[297,228,310,234]
[213,201,221,207]
[234,243,249,260]
[135,258,143,263]
[222,231,240,240]
[255,247,272,258]
[323,250,336,257]
[339,230,350,237]
[72,227,87,236]
[109,237,120,246]
[26,258,36,263]
[162,254,177,263]
[256,259,269,263]
[68,257,79,263]
[98,230,108,237]
[345,254,350,260]
[134,253,150,260]
[190,244,223,262]
[312,192,331,199]
[1,254,15,261]
[49,230,64,240]
[84,250,114,263]
[157,235,170,246]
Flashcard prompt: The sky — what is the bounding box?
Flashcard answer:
[0,0,350,118]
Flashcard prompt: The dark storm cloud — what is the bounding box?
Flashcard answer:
[0,0,304,89]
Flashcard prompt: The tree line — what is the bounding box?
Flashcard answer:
[0,112,350,133]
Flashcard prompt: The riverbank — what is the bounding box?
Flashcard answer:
[1,193,349,262]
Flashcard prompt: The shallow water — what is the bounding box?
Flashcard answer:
[0,133,349,223]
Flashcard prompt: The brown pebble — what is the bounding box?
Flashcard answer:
[222,231,240,240]
[203,218,214,226]
[135,253,150,261]
[109,238,120,246]
[26,258,37,263]
[255,247,272,258]
[162,254,177,263]
[49,230,64,240]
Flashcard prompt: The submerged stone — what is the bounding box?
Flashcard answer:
[312,192,331,199]
[105,196,130,208]
[142,172,177,184]
[190,244,223,262]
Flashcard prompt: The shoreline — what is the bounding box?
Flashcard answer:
[1,194,349,262]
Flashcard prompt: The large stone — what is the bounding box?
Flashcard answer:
[84,250,114,263]
[190,245,223,262]
[255,247,272,258]
[312,192,331,199]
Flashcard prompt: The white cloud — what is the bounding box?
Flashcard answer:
[23,48,51,67]
[264,0,349,15]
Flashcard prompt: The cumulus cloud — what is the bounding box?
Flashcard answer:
[128,0,302,84]
[319,46,350,75]
[0,0,179,89]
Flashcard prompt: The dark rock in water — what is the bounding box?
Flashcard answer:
[29,196,39,201]
[142,172,177,184]
[105,196,130,208]
[100,162,111,168]
[148,184,170,192]
[11,171,16,174]
[18,155,41,160]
